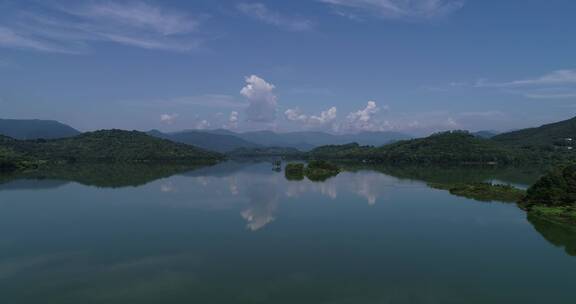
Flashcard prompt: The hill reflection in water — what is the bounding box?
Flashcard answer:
[1,161,575,303]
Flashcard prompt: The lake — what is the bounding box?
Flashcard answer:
[0,162,575,303]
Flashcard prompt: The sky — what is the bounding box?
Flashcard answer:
[0,0,575,135]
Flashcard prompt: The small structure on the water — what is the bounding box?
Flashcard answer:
[272,159,282,171]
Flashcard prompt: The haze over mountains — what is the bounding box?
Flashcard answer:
[150,129,411,152]
[0,117,411,153]
[0,119,80,140]
[147,129,260,153]
[1,116,576,154]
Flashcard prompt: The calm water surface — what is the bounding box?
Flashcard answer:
[0,162,575,303]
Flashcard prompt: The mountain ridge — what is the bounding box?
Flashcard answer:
[0,118,80,140]
[493,116,576,147]
[0,129,222,166]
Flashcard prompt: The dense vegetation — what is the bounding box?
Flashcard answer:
[0,144,21,171]
[374,131,514,164]
[522,165,576,207]
[308,143,375,160]
[304,160,341,181]
[0,130,222,169]
[493,116,576,147]
[520,164,576,224]
[308,131,574,165]
[429,182,526,203]
[284,161,341,182]
[0,136,43,172]
[285,163,305,181]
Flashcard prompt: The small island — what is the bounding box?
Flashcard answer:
[285,163,305,181]
[285,160,341,182]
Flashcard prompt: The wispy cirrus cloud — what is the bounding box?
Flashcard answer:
[475,69,576,99]
[319,0,465,20]
[0,25,79,53]
[64,1,199,35]
[427,69,576,100]
[0,1,205,53]
[226,111,240,129]
[475,70,576,88]
[237,3,314,31]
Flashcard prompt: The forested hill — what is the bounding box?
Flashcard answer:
[0,119,80,140]
[309,131,571,164]
[374,131,513,163]
[0,130,222,167]
[493,116,576,147]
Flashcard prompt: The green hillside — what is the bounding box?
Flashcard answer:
[309,131,519,164]
[520,164,576,224]
[309,130,576,164]
[374,131,514,164]
[308,143,374,159]
[0,130,222,167]
[493,116,576,147]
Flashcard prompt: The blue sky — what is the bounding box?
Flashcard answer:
[0,0,575,135]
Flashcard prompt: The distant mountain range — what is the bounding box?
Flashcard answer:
[0,118,410,153]
[3,116,576,157]
[0,119,80,140]
[148,129,411,152]
[232,130,411,151]
[147,129,260,153]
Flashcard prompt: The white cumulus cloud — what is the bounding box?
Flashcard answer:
[227,111,239,129]
[338,101,391,132]
[240,75,278,123]
[195,119,211,130]
[160,113,178,124]
[285,106,337,127]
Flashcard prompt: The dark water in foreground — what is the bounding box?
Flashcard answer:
[0,162,575,303]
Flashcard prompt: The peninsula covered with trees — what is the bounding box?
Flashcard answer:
[0,129,222,172]
[307,130,574,165]
[520,164,576,225]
